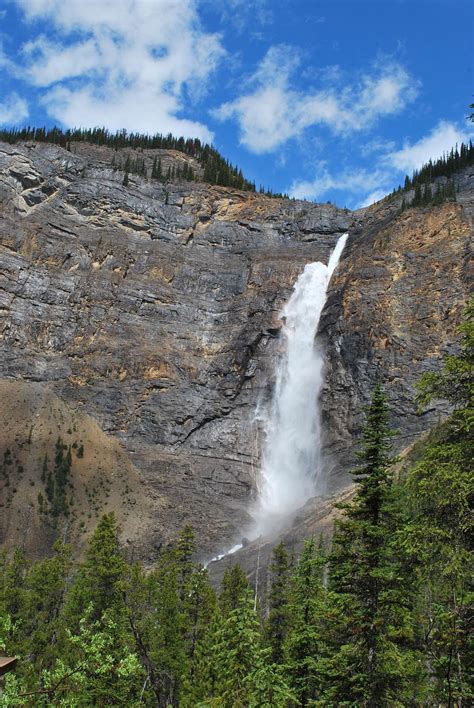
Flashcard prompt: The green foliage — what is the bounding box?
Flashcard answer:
[219,564,251,616]
[402,298,474,704]
[0,303,471,705]
[394,140,473,209]
[285,538,327,705]
[320,385,423,706]
[65,512,126,623]
[210,588,293,707]
[0,125,262,193]
[265,541,291,664]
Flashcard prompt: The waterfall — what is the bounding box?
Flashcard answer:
[254,233,348,534]
[206,233,348,564]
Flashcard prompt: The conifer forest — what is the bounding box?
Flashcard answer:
[1,0,473,703]
[1,301,472,706]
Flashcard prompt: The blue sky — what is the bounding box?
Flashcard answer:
[0,0,472,208]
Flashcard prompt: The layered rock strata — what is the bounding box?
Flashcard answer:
[0,140,471,561]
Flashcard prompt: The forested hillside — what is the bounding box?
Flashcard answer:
[0,126,287,196]
[1,302,471,706]
[388,139,474,211]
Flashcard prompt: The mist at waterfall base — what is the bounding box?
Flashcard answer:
[253,233,348,537]
[207,234,347,564]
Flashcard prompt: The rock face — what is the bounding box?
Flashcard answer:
[0,140,471,562]
[320,187,472,492]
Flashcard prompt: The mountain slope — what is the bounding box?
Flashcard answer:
[0,139,471,561]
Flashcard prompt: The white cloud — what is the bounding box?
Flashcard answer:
[290,118,474,206]
[11,0,225,140]
[387,120,472,173]
[357,189,388,208]
[214,46,419,153]
[210,0,273,34]
[289,166,389,201]
[0,93,29,126]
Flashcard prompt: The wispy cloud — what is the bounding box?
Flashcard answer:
[0,93,28,126]
[289,165,390,202]
[9,0,225,140]
[209,0,273,35]
[357,189,389,209]
[214,46,419,153]
[386,120,472,173]
[290,119,473,207]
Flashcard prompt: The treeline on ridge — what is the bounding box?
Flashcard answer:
[0,125,287,197]
[0,299,471,706]
[390,140,473,210]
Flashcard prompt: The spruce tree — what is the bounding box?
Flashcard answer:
[219,564,251,615]
[65,512,126,623]
[145,551,188,707]
[321,385,421,706]
[265,541,291,664]
[174,524,196,602]
[406,299,474,704]
[214,588,291,707]
[285,538,327,706]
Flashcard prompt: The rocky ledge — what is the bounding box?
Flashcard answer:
[0,140,471,562]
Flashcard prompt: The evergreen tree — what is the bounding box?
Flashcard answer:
[174,524,196,602]
[182,566,216,665]
[143,552,188,707]
[65,512,126,623]
[265,541,291,664]
[404,298,474,704]
[21,541,71,670]
[214,588,291,707]
[183,605,223,705]
[219,564,251,616]
[285,538,327,705]
[321,385,421,706]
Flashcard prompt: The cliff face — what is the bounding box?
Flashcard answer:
[0,140,471,561]
[320,183,473,492]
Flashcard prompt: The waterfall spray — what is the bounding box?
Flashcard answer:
[206,233,348,564]
[254,233,348,534]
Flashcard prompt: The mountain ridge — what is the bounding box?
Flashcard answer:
[0,139,471,565]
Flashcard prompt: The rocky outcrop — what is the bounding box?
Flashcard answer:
[0,140,471,562]
[320,188,472,491]
[0,141,352,558]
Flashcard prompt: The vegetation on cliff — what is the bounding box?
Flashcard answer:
[0,126,287,197]
[390,140,474,211]
[1,303,472,705]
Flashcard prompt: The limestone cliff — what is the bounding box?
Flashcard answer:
[0,140,471,562]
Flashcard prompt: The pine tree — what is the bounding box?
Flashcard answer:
[321,385,421,706]
[174,524,196,602]
[219,564,251,615]
[406,299,474,704]
[285,538,327,705]
[412,183,423,206]
[183,605,223,705]
[22,541,72,669]
[182,566,216,664]
[65,512,126,623]
[214,588,291,707]
[140,551,188,707]
[265,541,291,664]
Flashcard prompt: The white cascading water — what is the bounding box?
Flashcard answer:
[207,233,347,563]
[254,233,348,534]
